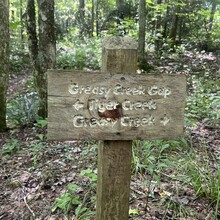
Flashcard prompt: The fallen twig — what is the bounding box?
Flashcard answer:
[22,187,35,217]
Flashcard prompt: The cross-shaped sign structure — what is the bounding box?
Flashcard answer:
[48,36,186,220]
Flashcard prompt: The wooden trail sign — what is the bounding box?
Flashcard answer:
[47,72,186,140]
[47,37,186,220]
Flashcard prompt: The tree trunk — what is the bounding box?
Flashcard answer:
[169,4,180,49]
[178,16,183,44]
[138,0,146,69]
[79,0,85,35]
[116,0,125,24]
[162,0,169,39]
[116,0,124,10]
[155,0,162,56]
[0,0,9,131]
[208,0,217,34]
[91,0,94,36]
[20,0,24,44]
[26,0,56,119]
[37,0,56,118]
[26,0,40,71]
[96,0,99,36]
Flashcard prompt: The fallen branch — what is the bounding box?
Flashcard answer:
[22,187,35,217]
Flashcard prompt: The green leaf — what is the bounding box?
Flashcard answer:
[36,119,48,128]
[72,196,81,205]
[68,183,79,192]
[80,168,93,175]
[129,208,138,215]
[75,205,88,216]
[10,21,20,30]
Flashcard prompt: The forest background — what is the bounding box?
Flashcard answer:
[0,0,219,219]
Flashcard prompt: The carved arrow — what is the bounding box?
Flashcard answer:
[160,116,170,126]
[73,99,84,111]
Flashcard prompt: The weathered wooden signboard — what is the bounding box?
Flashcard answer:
[47,70,186,141]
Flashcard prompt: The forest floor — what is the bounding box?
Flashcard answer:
[0,50,219,220]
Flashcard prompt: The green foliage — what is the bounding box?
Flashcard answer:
[80,168,97,191]
[52,182,94,219]
[34,118,47,140]
[80,168,97,183]
[129,208,138,216]
[35,119,47,128]
[7,91,39,126]
[0,139,22,156]
[132,139,188,180]
[56,36,101,70]
[185,151,220,216]
[28,142,48,167]
[164,198,188,219]
[190,165,220,202]
[9,53,30,72]
[185,76,220,126]
[52,183,81,213]
[9,0,28,71]
[133,139,219,218]
[166,144,219,218]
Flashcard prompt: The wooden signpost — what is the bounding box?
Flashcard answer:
[47,37,186,220]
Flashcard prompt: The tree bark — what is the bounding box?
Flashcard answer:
[155,0,162,56]
[79,0,85,35]
[96,0,99,36]
[0,0,9,131]
[26,0,56,119]
[162,0,169,39]
[37,0,56,118]
[26,0,40,71]
[116,0,125,34]
[208,0,217,34]
[116,0,124,10]
[20,0,24,44]
[178,16,183,43]
[138,0,146,69]
[91,0,95,36]
[169,4,180,49]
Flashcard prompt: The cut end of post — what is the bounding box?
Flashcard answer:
[102,36,138,74]
[103,36,138,50]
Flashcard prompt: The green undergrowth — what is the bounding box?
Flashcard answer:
[2,130,219,218]
[56,36,101,70]
[7,91,39,126]
[185,75,220,127]
[6,76,39,127]
[132,139,220,219]
[52,182,95,219]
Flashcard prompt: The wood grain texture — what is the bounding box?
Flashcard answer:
[96,140,132,220]
[96,36,136,220]
[47,71,186,141]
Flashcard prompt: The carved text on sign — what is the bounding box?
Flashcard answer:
[68,83,172,98]
[48,71,186,140]
[72,115,171,128]
[88,99,157,112]
[69,83,173,128]
[73,115,118,128]
[73,115,157,128]
[89,99,119,112]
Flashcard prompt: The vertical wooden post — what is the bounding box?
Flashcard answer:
[96,37,138,220]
